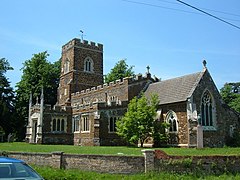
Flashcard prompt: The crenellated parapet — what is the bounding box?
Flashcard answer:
[72,73,157,97]
[62,38,103,52]
[30,104,72,114]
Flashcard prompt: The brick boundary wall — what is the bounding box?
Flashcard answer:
[4,150,240,174]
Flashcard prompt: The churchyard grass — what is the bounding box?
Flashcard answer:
[1,142,240,156]
[32,165,240,180]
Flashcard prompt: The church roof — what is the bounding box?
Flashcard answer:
[145,71,204,105]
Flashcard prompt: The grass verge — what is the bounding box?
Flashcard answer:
[1,142,240,156]
[33,166,240,180]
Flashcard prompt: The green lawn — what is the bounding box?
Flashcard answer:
[33,166,240,180]
[1,142,240,156]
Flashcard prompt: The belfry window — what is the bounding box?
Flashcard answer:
[201,90,213,126]
[166,110,178,133]
[84,57,93,72]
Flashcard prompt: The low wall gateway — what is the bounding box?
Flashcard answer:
[4,150,240,174]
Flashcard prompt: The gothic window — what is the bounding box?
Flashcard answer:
[166,110,178,133]
[82,116,90,132]
[51,118,66,132]
[84,57,94,72]
[201,90,214,127]
[64,59,70,73]
[109,117,119,133]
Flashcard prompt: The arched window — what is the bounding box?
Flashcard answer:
[166,110,178,133]
[84,57,93,72]
[201,90,214,126]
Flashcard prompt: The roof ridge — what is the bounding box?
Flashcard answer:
[160,71,202,83]
[144,71,205,105]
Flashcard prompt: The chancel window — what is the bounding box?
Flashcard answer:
[166,111,178,133]
[52,118,66,132]
[201,90,214,127]
[84,57,93,72]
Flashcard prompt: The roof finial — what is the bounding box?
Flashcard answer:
[146,65,150,74]
[203,60,207,69]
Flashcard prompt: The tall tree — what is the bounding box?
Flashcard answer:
[220,82,240,113]
[15,52,61,140]
[104,59,134,83]
[116,93,160,147]
[0,58,15,139]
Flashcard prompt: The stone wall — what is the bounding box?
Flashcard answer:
[7,152,144,174]
[6,150,240,175]
[63,154,144,174]
[155,150,240,174]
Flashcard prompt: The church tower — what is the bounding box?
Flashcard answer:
[58,38,103,106]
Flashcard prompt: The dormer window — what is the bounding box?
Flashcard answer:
[84,57,93,72]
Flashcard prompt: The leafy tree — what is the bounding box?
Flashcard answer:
[15,52,61,140]
[220,82,240,113]
[152,120,169,147]
[104,59,134,83]
[0,58,15,140]
[116,93,160,147]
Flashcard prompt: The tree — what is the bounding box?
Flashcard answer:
[104,59,134,83]
[220,82,240,113]
[0,58,15,140]
[116,93,160,147]
[15,52,61,140]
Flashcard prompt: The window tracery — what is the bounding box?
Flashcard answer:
[201,90,214,127]
[166,110,178,133]
[84,57,94,72]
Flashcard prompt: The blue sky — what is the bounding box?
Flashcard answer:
[1,0,240,90]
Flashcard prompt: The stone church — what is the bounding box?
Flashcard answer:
[25,38,239,147]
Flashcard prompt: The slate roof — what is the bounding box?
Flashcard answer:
[145,71,204,105]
